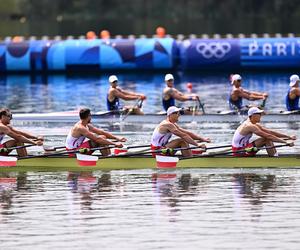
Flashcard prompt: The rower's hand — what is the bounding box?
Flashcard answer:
[289,135,297,140]
[139,94,146,100]
[114,142,124,148]
[286,142,295,147]
[117,137,127,142]
[263,93,269,99]
[37,136,44,141]
[198,143,207,151]
[190,94,198,101]
[203,137,211,143]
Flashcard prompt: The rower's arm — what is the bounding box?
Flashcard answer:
[80,127,118,146]
[171,89,193,102]
[4,126,41,145]
[256,124,296,140]
[177,126,210,142]
[10,126,41,140]
[251,125,290,144]
[113,89,140,101]
[89,125,125,141]
[168,124,198,146]
[238,89,264,101]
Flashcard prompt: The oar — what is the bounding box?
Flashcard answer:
[260,96,268,108]
[7,144,36,151]
[97,144,232,159]
[18,145,116,160]
[121,99,144,122]
[181,143,290,159]
[197,96,205,114]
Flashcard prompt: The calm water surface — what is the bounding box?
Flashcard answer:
[0,72,300,249]
[1,169,300,250]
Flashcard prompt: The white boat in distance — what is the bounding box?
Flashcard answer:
[13,110,300,123]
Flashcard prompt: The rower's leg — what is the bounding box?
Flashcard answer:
[89,140,111,156]
[4,140,27,156]
[165,139,191,157]
[254,138,277,156]
[132,107,144,115]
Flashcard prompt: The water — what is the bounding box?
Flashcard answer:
[0,70,294,113]
[1,169,300,250]
[0,71,300,249]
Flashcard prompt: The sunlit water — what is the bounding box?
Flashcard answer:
[1,169,300,250]
[0,72,300,249]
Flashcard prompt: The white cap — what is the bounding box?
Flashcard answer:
[231,74,242,84]
[109,75,118,83]
[165,74,174,81]
[167,106,181,116]
[248,107,264,117]
[289,74,299,87]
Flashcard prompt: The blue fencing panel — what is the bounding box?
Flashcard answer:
[241,38,300,68]
[180,39,240,69]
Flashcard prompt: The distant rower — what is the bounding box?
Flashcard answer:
[107,75,146,114]
[232,107,296,157]
[151,106,211,157]
[65,108,125,156]
[286,74,300,111]
[229,74,268,111]
[0,108,43,157]
[162,74,201,114]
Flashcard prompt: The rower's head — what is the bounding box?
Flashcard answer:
[248,107,264,123]
[0,108,12,125]
[109,75,118,88]
[167,106,182,122]
[231,74,242,87]
[289,74,300,88]
[79,108,91,123]
[165,74,174,87]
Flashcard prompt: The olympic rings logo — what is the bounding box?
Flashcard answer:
[196,42,232,59]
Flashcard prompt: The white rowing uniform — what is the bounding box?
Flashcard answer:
[151,126,172,147]
[0,133,5,144]
[232,130,253,148]
[65,130,86,149]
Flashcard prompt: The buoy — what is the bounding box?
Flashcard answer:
[156,26,166,38]
[187,82,193,93]
[86,31,96,40]
[12,36,23,43]
[100,30,110,39]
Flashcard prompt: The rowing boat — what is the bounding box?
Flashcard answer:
[13,110,300,123]
[0,155,299,172]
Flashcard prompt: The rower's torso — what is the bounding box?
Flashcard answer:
[151,120,174,146]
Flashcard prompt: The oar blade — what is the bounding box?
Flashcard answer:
[155,155,179,168]
[0,156,18,167]
[76,154,98,166]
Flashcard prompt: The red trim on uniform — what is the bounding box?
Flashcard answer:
[232,142,257,157]
[66,141,92,157]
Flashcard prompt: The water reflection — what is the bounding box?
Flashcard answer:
[1,170,300,249]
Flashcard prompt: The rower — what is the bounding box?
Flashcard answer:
[150,106,211,157]
[229,74,268,112]
[286,74,300,111]
[65,108,125,156]
[232,107,296,157]
[162,74,201,114]
[107,75,146,114]
[0,108,43,157]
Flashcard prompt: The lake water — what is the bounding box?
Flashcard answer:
[0,71,300,249]
[1,169,300,250]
